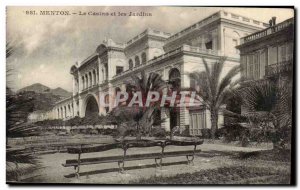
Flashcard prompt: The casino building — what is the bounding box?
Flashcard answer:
[35,10,269,135]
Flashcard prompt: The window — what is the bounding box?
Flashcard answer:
[105,64,108,79]
[116,66,124,75]
[247,55,254,78]
[82,76,85,89]
[279,43,293,63]
[129,59,133,69]
[241,56,247,79]
[189,109,207,136]
[279,45,286,63]
[286,43,293,61]
[135,56,140,67]
[93,70,96,85]
[190,78,196,90]
[260,50,267,78]
[269,46,278,65]
[141,52,147,64]
[205,41,212,50]
[233,39,239,53]
[89,72,92,87]
[254,54,260,79]
[246,53,260,80]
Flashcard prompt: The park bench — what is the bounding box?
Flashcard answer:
[62,139,204,178]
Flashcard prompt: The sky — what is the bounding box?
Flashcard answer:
[6,7,294,92]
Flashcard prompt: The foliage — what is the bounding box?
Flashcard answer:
[216,124,249,146]
[130,166,290,184]
[6,42,41,181]
[200,128,212,139]
[189,57,240,139]
[111,71,166,140]
[151,127,167,138]
[238,79,292,148]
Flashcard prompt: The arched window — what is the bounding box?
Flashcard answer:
[60,107,63,118]
[85,74,88,88]
[135,56,140,67]
[232,31,240,54]
[89,72,92,87]
[64,106,67,118]
[169,68,181,90]
[141,52,147,64]
[129,59,133,70]
[115,87,121,94]
[93,70,96,85]
[82,76,85,90]
[104,95,109,113]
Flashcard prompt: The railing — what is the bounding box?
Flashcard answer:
[241,18,294,44]
[112,45,221,79]
[265,60,293,76]
[166,10,268,44]
[181,45,220,55]
[126,28,172,46]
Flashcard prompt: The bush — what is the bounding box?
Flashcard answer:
[180,125,190,137]
[102,128,118,137]
[151,127,166,138]
[126,128,137,137]
[216,124,249,144]
[200,128,211,139]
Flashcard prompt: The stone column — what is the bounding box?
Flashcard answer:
[72,77,76,96]
[79,97,84,117]
[212,29,218,51]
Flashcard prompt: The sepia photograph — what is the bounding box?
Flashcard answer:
[6,6,295,185]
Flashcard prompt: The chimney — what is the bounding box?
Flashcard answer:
[269,19,273,27]
[272,17,277,26]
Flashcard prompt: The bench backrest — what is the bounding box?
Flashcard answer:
[66,139,204,154]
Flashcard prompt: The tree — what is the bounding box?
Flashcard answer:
[189,57,240,139]
[111,71,166,140]
[6,42,41,181]
[238,79,292,149]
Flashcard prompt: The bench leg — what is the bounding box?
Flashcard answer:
[75,153,81,178]
[74,166,80,178]
[118,161,125,174]
[155,158,163,170]
[186,155,194,166]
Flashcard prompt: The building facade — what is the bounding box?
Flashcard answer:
[35,11,268,135]
[237,17,294,82]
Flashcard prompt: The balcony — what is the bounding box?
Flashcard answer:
[240,18,294,45]
[265,60,293,76]
[112,44,222,80]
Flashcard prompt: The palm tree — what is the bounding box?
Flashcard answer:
[6,42,41,181]
[239,79,292,149]
[189,57,240,139]
[111,71,166,140]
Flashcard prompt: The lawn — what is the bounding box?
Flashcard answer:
[130,166,290,184]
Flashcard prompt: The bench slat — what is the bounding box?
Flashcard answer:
[167,140,204,146]
[66,139,204,154]
[67,143,123,154]
[62,150,201,167]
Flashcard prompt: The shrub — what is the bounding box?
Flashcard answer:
[216,124,248,143]
[200,128,211,139]
[180,125,190,137]
[151,127,166,138]
[126,128,137,137]
[102,128,118,137]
